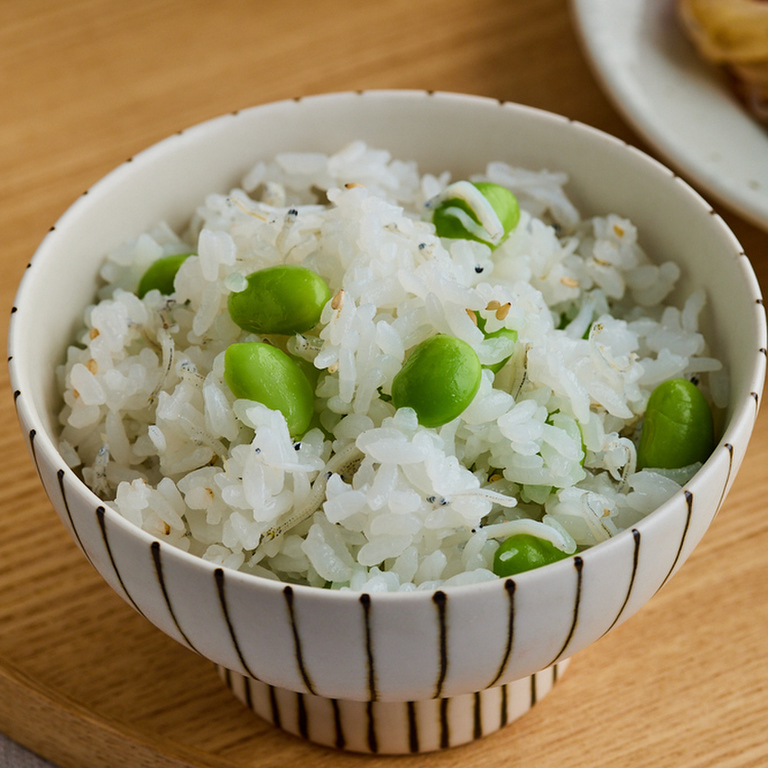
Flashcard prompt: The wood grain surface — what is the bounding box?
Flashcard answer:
[1,1,767,766]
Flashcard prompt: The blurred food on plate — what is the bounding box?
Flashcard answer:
[678,0,768,123]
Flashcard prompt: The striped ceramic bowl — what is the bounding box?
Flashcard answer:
[8,91,766,753]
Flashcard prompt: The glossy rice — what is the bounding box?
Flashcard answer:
[56,142,726,591]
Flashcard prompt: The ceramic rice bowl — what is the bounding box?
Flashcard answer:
[8,91,766,753]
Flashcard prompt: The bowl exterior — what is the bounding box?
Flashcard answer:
[9,90,766,703]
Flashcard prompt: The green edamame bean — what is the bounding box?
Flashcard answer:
[223,342,314,436]
[431,181,520,248]
[391,335,482,428]
[228,264,331,335]
[476,314,518,373]
[636,378,715,470]
[484,328,518,373]
[137,253,193,298]
[492,533,570,577]
[292,355,321,392]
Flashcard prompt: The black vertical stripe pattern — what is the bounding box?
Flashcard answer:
[297,693,309,739]
[713,443,734,520]
[366,701,378,753]
[500,683,508,726]
[268,684,281,728]
[56,469,94,567]
[219,660,564,753]
[407,701,419,753]
[214,568,258,679]
[28,430,40,477]
[659,490,693,590]
[95,506,147,619]
[150,540,199,653]
[331,699,346,750]
[243,675,253,710]
[283,585,316,695]
[603,528,641,636]
[473,691,482,740]
[439,698,450,749]
[359,593,378,752]
[548,556,584,666]
[488,578,515,687]
[359,593,377,700]
[433,591,448,699]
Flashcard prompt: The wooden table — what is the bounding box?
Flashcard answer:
[1,1,766,766]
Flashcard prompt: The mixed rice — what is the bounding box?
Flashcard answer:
[56,142,726,591]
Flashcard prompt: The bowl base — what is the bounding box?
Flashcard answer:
[216,659,569,753]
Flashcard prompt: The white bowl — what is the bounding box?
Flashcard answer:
[8,90,766,753]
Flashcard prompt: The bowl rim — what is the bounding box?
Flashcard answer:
[8,88,767,604]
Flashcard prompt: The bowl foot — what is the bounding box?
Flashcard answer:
[216,659,569,753]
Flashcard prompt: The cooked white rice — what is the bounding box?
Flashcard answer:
[57,141,726,591]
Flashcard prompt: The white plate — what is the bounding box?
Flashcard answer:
[571,0,768,230]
